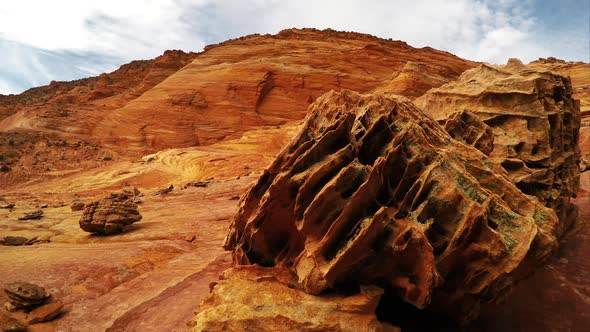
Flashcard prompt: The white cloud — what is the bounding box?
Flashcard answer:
[0,0,587,95]
[0,80,21,95]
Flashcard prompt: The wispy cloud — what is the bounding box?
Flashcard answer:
[0,38,122,95]
[0,0,588,95]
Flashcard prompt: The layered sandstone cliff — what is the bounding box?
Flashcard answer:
[92,28,476,153]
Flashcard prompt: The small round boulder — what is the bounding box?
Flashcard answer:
[79,193,142,235]
[4,282,48,309]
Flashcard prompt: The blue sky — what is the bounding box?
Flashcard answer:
[0,0,588,95]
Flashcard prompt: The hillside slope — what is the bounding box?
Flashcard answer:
[93,28,477,153]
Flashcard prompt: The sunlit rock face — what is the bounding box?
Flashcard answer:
[190,265,397,332]
[417,61,581,236]
[224,89,559,322]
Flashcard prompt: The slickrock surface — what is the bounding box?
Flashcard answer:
[0,50,197,190]
[225,90,559,322]
[417,60,581,235]
[0,125,295,331]
[191,265,398,332]
[79,193,142,234]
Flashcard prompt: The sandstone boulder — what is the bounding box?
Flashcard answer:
[70,199,85,211]
[4,282,48,309]
[190,265,398,332]
[224,90,559,322]
[417,62,581,236]
[79,193,142,234]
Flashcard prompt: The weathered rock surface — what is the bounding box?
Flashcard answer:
[224,90,559,322]
[442,111,495,156]
[17,210,43,220]
[417,61,581,235]
[530,58,590,116]
[79,193,142,234]
[0,313,26,332]
[151,184,174,196]
[27,301,64,324]
[0,29,476,192]
[190,265,398,332]
[0,236,29,246]
[4,282,48,309]
[122,185,141,197]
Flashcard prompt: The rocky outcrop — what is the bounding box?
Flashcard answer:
[529,59,590,116]
[417,61,581,236]
[224,90,559,322]
[79,193,142,234]
[190,265,398,332]
[4,282,48,309]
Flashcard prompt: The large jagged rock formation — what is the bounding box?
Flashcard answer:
[224,90,559,322]
[190,265,398,332]
[417,60,581,236]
